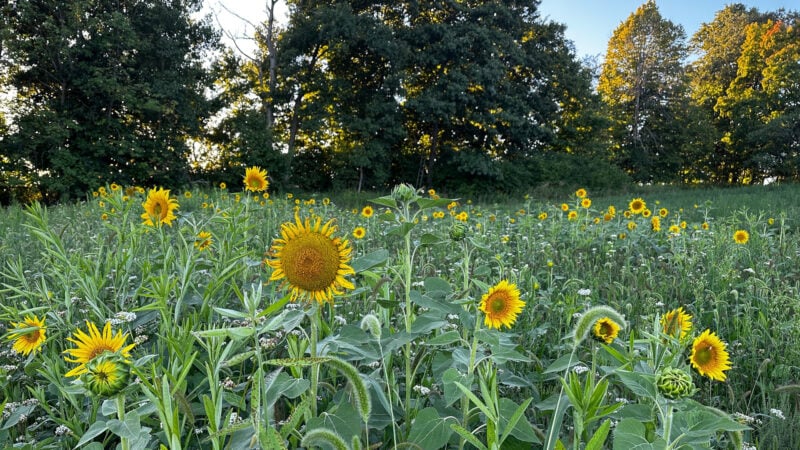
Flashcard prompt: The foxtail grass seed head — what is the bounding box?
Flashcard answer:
[573,306,627,348]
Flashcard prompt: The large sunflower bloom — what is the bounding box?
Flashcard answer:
[661,307,692,340]
[266,214,355,304]
[733,230,749,244]
[8,315,47,356]
[478,280,525,330]
[690,329,731,381]
[63,321,136,378]
[593,317,621,344]
[141,187,179,227]
[629,198,646,215]
[244,166,269,192]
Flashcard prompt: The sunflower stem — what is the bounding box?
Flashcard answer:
[116,395,130,450]
[459,312,483,450]
[310,306,320,418]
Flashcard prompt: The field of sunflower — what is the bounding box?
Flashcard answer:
[1,171,799,449]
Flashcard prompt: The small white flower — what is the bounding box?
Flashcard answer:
[577,288,591,296]
[54,425,71,436]
[573,365,589,375]
[413,385,431,395]
[770,408,785,420]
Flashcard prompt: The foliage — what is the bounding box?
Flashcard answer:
[1,179,799,448]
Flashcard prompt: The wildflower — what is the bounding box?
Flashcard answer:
[593,318,620,344]
[690,329,731,381]
[642,209,652,218]
[651,216,661,232]
[219,182,227,190]
[680,221,687,229]
[568,211,578,221]
[243,166,269,192]
[455,211,468,222]
[184,191,192,199]
[659,208,669,218]
[701,222,709,230]
[266,214,355,304]
[575,188,587,198]
[668,225,680,235]
[538,212,547,220]
[63,322,135,378]
[561,203,569,212]
[661,307,692,340]
[194,231,213,251]
[767,218,774,225]
[770,408,785,420]
[141,187,179,227]
[733,230,749,244]
[101,213,109,221]
[629,198,646,215]
[361,205,374,218]
[627,221,637,231]
[581,198,591,209]
[8,315,47,356]
[577,288,591,296]
[352,227,366,240]
[478,280,525,330]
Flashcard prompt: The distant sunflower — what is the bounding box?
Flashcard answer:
[629,198,646,215]
[352,226,366,240]
[194,231,213,251]
[478,280,525,329]
[661,307,692,340]
[561,203,569,212]
[575,188,587,198]
[627,221,637,231]
[642,209,652,218]
[244,166,269,192]
[568,211,578,221]
[538,212,548,220]
[8,315,47,356]
[668,225,680,234]
[455,211,468,222]
[702,222,709,230]
[63,321,135,378]
[690,329,731,381]
[141,187,179,227]
[659,208,669,218]
[651,216,661,232]
[361,205,374,218]
[581,198,592,209]
[219,182,227,190]
[593,317,620,344]
[733,230,749,244]
[266,214,355,304]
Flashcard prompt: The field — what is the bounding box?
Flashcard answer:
[1,180,799,449]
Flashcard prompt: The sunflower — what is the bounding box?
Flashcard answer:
[561,203,569,212]
[627,221,637,231]
[455,211,468,222]
[361,205,374,218]
[538,212,548,220]
[575,188,587,198]
[219,182,227,190]
[352,227,366,240]
[141,187,179,227]
[661,307,692,340]
[642,208,652,218]
[651,216,661,232]
[194,231,213,251]
[593,317,620,344]
[478,280,525,329]
[581,198,592,209]
[8,315,47,356]
[266,214,355,304]
[690,329,731,381]
[668,225,680,235]
[63,321,136,377]
[82,352,131,397]
[243,166,269,192]
[733,230,749,244]
[629,198,646,215]
[702,222,709,230]
[659,208,669,218]
[567,211,578,221]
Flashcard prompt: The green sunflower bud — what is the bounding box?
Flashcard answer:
[656,367,696,400]
[449,223,467,241]
[81,351,131,397]
[391,183,417,203]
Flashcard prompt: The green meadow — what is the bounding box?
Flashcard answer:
[1,182,799,449]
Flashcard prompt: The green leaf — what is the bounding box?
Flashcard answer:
[442,368,473,407]
[450,423,488,450]
[350,249,390,273]
[416,197,454,210]
[76,420,108,447]
[107,414,142,440]
[307,402,362,443]
[585,419,612,450]
[419,232,445,246]
[369,196,397,208]
[1,404,35,429]
[543,353,580,374]
[425,330,463,346]
[387,222,415,238]
[192,326,254,340]
[212,307,249,319]
[612,419,667,450]
[407,407,456,449]
[615,370,657,401]
[499,397,540,444]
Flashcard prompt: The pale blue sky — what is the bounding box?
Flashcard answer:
[537,0,798,59]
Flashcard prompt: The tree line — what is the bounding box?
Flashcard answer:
[0,0,798,203]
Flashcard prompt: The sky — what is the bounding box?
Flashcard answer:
[203,0,798,59]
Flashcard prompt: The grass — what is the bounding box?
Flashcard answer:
[0,181,798,449]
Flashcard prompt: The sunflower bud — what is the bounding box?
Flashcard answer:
[81,352,131,397]
[449,223,467,241]
[656,367,696,400]
[391,183,417,202]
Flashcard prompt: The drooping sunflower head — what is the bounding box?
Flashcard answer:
[266,214,355,304]
[8,315,47,356]
[661,307,692,340]
[478,280,525,330]
[593,317,621,344]
[629,198,646,215]
[63,321,136,378]
[244,166,269,192]
[651,216,661,232]
[690,329,731,381]
[141,187,179,227]
[733,230,749,244]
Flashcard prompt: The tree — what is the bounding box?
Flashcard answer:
[3,0,219,200]
[598,0,693,183]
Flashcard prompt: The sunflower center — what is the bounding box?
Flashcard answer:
[153,201,164,218]
[488,294,509,314]
[695,345,713,365]
[599,322,613,336]
[23,330,41,343]
[90,345,116,360]
[281,233,340,292]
